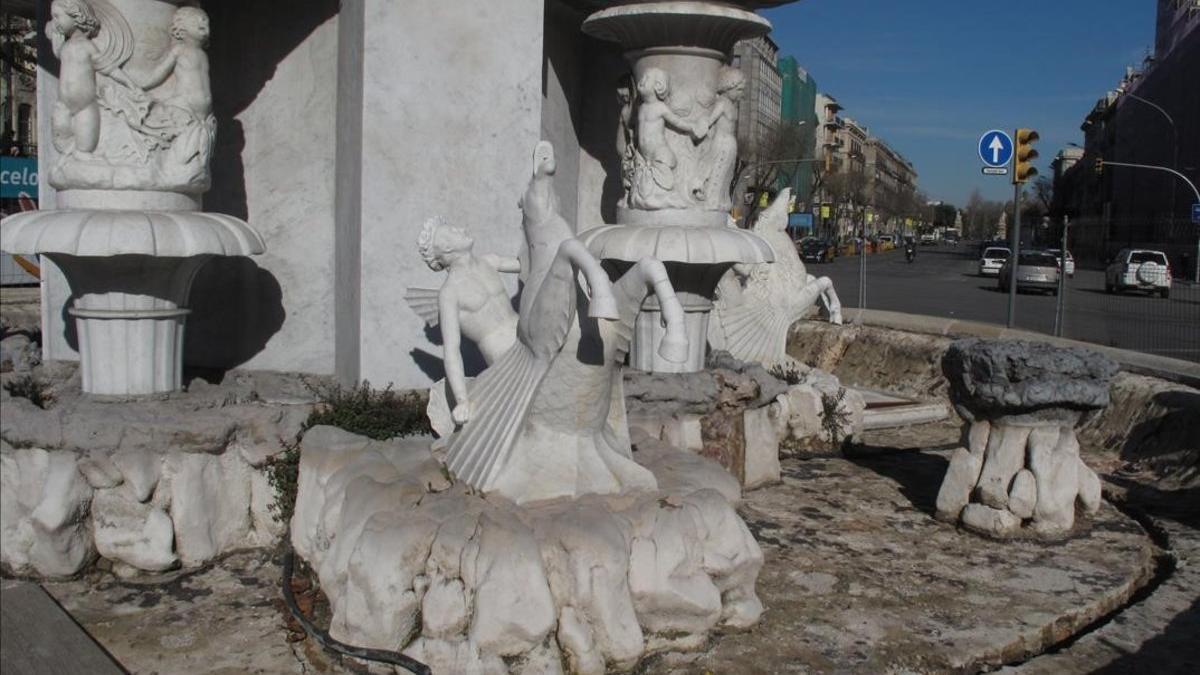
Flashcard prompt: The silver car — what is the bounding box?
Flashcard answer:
[978,247,1010,276]
[998,251,1061,295]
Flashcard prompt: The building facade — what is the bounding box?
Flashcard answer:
[0,8,37,158]
[1055,0,1199,270]
[777,55,818,206]
[732,35,782,163]
[864,135,918,234]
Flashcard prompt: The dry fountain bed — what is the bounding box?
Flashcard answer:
[30,420,1191,675]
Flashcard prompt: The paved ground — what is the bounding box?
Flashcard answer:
[657,452,1158,674]
[22,423,1196,675]
[813,244,1200,362]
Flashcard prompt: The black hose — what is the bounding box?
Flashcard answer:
[281,545,432,675]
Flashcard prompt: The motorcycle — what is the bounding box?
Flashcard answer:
[905,245,916,263]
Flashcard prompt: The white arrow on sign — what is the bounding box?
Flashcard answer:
[989,135,1005,164]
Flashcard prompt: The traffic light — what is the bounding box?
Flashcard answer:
[1012,128,1040,184]
[1093,157,1103,176]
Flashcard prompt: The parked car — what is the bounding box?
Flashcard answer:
[978,246,1010,276]
[1045,248,1075,277]
[1105,249,1172,298]
[998,251,1061,295]
[798,237,836,263]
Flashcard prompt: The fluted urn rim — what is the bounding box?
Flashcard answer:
[582,1,772,53]
[580,223,774,265]
[0,209,266,258]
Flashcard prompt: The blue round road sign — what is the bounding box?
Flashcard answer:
[979,130,1013,168]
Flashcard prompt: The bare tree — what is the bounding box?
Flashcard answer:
[734,122,810,225]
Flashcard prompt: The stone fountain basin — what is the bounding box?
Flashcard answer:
[0,209,264,258]
[0,208,265,395]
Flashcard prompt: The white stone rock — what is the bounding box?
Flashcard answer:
[631,431,742,505]
[536,503,643,669]
[291,425,764,672]
[28,449,96,577]
[91,488,177,572]
[1008,469,1038,520]
[961,503,1021,538]
[742,404,782,489]
[77,454,124,489]
[661,415,704,453]
[111,448,161,503]
[331,510,438,650]
[166,451,253,566]
[1077,458,1103,514]
[422,578,469,639]
[967,419,991,456]
[784,384,823,440]
[935,446,983,521]
[976,424,1033,509]
[1030,427,1081,535]
[469,512,557,658]
[557,605,606,675]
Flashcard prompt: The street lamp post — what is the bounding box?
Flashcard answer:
[1121,92,1180,218]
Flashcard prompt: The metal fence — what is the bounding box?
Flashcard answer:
[815,221,1200,363]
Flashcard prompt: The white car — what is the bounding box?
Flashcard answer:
[1105,249,1172,298]
[978,246,1010,276]
[1046,248,1075,277]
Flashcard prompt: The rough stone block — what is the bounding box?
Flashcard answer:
[961,503,1021,538]
[742,405,781,489]
[1008,469,1037,520]
[935,446,983,521]
[976,424,1031,509]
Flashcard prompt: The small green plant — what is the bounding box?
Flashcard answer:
[819,387,851,446]
[768,364,804,386]
[266,436,301,525]
[267,381,433,524]
[3,374,52,409]
[303,380,431,440]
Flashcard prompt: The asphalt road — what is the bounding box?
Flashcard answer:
[809,242,1200,363]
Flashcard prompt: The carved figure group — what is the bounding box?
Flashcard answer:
[47,0,216,192]
[408,141,690,504]
[694,66,744,211]
[616,63,750,214]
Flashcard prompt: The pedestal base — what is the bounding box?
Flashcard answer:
[291,426,763,673]
[70,303,190,396]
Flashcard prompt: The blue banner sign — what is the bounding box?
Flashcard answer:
[0,157,38,199]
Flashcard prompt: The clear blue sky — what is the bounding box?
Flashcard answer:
[762,0,1158,207]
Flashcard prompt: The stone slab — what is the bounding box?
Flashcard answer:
[0,580,124,675]
[665,452,1158,674]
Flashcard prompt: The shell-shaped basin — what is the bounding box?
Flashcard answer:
[580,224,774,265]
[582,1,772,53]
[0,209,265,258]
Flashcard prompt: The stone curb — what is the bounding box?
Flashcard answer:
[846,309,1200,389]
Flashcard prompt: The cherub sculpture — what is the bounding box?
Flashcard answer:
[405,217,521,431]
[45,1,216,191]
[630,67,702,208]
[710,188,843,371]
[616,77,636,204]
[48,0,136,156]
[695,66,745,210]
[440,141,689,504]
[136,7,212,122]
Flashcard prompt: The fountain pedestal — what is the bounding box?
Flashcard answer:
[582,2,777,372]
[0,1,264,395]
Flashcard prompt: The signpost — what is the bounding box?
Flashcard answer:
[978,130,1013,169]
